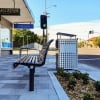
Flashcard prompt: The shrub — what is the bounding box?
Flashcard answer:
[94,81,100,92]
[73,71,82,80]
[67,76,77,90]
[64,72,72,80]
[57,67,64,77]
[82,73,89,84]
[83,93,94,100]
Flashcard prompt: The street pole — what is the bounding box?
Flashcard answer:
[45,0,47,13]
[44,0,56,43]
[0,24,1,56]
[27,36,30,48]
[20,36,24,47]
[27,36,28,48]
[45,0,48,43]
[42,0,56,44]
[88,30,94,47]
[43,29,45,46]
[22,36,24,47]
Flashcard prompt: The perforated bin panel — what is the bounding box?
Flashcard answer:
[58,39,78,69]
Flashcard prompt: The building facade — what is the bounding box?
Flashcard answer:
[0,0,34,55]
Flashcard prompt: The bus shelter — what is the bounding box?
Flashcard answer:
[0,0,34,56]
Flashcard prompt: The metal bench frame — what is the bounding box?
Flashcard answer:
[13,39,53,91]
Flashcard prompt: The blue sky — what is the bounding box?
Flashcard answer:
[26,0,100,28]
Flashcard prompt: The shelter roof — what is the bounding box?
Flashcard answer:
[0,0,34,24]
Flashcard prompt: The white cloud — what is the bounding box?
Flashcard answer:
[31,21,100,47]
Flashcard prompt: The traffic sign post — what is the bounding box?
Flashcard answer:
[14,23,34,29]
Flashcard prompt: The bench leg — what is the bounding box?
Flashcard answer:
[29,66,35,91]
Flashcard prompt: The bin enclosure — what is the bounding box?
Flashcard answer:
[56,32,78,70]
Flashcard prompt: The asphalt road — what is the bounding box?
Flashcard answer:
[78,48,100,69]
[78,55,100,69]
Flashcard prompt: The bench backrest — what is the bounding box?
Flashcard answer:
[37,39,53,65]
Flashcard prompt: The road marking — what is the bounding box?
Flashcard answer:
[79,58,100,60]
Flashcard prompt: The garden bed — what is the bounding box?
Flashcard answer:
[55,68,100,100]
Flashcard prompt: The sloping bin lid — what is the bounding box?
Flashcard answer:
[57,32,76,37]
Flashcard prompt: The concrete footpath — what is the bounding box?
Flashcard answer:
[78,63,100,81]
[0,53,100,100]
[0,55,59,100]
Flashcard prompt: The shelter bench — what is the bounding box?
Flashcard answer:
[13,39,53,91]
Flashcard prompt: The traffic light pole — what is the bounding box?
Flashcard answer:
[40,14,47,45]
[43,29,45,46]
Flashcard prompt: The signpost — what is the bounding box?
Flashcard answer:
[0,8,20,16]
[0,8,20,20]
[14,23,34,29]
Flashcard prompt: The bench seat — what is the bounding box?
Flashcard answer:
[13,39,53,91]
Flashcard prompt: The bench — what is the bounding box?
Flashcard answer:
[13,39,53,91]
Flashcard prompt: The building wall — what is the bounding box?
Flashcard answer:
[0,17,12,29]
[0,17,13,56]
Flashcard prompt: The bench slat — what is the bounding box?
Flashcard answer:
[31,56,36,63]
[23,56,31,63]
[28,56,34,63]
[20,56,28,63]
[13,39,53,91]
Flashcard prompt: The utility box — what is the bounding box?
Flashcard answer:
[56,32,78,70]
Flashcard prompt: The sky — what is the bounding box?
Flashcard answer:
[26,0,100,28]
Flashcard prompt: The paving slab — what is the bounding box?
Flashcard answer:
[78,63,100,81]
[0,54,100,100]
[0,55,59,100]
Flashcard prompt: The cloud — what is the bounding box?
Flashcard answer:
[32,21,100,47]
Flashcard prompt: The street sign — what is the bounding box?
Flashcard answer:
[0,8,20,15]
[14,23,34,29]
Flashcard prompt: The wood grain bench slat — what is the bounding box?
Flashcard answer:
[28,56,33,63]
[13,39,53,91]
[24,56,32,63]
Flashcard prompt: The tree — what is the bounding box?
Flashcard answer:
[78,41,84,48]
[13,29,43,47]
[93,37,100,48]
